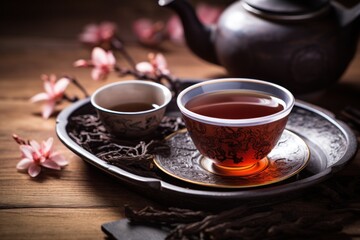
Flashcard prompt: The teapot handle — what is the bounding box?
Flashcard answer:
[331,1,360,27]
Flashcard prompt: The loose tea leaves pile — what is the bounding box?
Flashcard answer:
[125,176,360,240]
[68,114,185,177]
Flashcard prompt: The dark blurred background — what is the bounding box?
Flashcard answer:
[1,0,358,40]
[0,0,234,40]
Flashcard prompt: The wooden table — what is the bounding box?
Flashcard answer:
[0,20,359,240]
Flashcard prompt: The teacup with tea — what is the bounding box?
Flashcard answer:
[91,80,172,138]
[177,78,294,176]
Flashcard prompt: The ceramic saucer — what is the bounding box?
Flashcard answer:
[154,129,310,188]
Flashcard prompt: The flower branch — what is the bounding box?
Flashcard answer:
[32,21,182,120]
[65,76,90,98]
[111,36,137,69]
[74,47,179,94]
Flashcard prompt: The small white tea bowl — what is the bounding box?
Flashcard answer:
[91,80,172,138]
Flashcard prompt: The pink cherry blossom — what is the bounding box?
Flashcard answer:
[166,15,184,44]
[16,137,68,178]
[30,74,70,119]
[165,3,223,45]
[74,47,116,81]
[136,53,170,77]
[132,4,223,47]
[196,3,223,25]
[79,21,117,46]
[132,18,165,46]
[91,47,116,81]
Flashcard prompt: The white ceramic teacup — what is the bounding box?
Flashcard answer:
[91,80,172,138]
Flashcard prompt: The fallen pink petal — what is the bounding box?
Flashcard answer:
[28,164,41,178]
[16,158,33,170]
[41,159,61,170]
[42,137,53,157]
[49,152,69,166]
[14,136,68,178]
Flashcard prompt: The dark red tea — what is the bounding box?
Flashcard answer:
[185,90,284,119]
[182,90,288,171]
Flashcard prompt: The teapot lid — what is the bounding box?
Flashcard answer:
[243,0,330,20]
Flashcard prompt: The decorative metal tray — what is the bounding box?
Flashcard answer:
[56,95,357,207]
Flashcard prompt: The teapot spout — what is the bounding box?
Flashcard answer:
[159,0,219,65]
[332,1,360,27]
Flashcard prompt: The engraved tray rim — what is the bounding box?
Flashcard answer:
[56,97,358,203]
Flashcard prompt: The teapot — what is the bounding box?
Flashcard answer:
[159,0,360,94]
